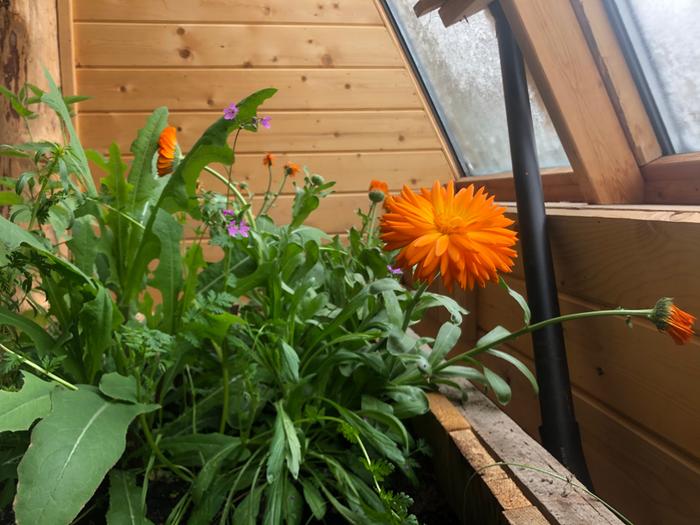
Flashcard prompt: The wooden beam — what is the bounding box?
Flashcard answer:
[456,168,584,202]
[642,152,700,204]
[56,0,77,97]
[499,0,644,204]
[413,0,444,17]
[571,0,662,166]
[439,0,493,27]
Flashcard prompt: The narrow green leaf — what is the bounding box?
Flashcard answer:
[384,385,429,419]
[483,366,512,405]
[232,485,263,525]
[0,307,56,357]
[280,342,300,383]
[280,404,301,479]
[106,470,154,525]
[263,477,284,525]
[301,479,326,520]
[499,277,531,325]
[485,348,539,394]
[477,325,511,349]
[192,437,242,502]
[429,322,462,365]
[284,478,303,525]
[266,410,285,484]
[99,373,139,403]
[0,372,55,432]
[14,388,158,525]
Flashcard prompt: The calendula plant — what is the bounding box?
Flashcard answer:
[0,72,695,525]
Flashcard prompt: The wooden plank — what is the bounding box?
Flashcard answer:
[373,0,461,180]
[56,0,77,97]
[642,152,700,204]
[505,208,700,317]
[468,343,700,525]
[413,0,444,17]
[74,24,403,68]
[500,0,644,203]
[73,0,383,25]
[76,68,421,111]
[78,110,442,152]
[460,167,583,202]
[439,0,493,27]
[570,0,661,166]
[196,151,453,194]
[478,277,700,459]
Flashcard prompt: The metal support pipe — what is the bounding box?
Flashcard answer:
[490,1,593,488]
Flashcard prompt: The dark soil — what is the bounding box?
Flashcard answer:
[401,459,460,525]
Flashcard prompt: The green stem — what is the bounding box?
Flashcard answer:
[436,308,652,372]
[0,342,77,390]
[203,165,255,227]
[138,414,193,482]
[402,280,432,331]
[260,172,289,216]
[84,197,145,230]
[259,164,274,214]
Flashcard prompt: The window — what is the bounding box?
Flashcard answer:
[383,0,569,176]
[612,0,700,153]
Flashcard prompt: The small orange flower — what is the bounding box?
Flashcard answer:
[157,126,178,177]
[263,153,275,167]
[650,298,696,344]
[380,181,517,291]
[284,162,301,177]
[369,180,389,195]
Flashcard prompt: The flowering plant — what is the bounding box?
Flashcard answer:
[0,74,694,525]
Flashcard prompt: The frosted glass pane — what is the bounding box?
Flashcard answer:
[385,1,569,175]
[616,0,700,153]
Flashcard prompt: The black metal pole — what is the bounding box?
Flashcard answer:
[490,1,593,488]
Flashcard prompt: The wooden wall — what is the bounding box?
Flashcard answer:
[418,203,700,525]
[59,0,456,235]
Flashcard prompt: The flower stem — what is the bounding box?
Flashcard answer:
[259,172,289,216]
[402,280,432,331]
[436,308,653,372]
[203,165,255,227]
[0,342,77,390]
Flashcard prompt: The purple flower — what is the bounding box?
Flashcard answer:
[387,265,403,276]
[227,219,250,238]
[259,116,271,129]
[222,209,235,216]
[223,103,239,120]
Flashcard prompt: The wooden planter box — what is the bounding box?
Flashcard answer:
[414,382,625,525]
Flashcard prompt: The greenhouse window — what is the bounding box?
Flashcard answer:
[609,0,700,154]
[382,0,570,176]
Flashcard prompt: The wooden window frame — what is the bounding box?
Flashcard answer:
[411,0,700,206]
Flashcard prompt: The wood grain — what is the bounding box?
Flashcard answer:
[461,167,583,202]
[478,277,700,459]
[78,110,442,152]
[500,0,644,203]
[74,24,403,68]
[73,0,383,25]
[76,68,421,111]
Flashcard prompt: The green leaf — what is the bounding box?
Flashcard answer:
[284,478,303,525]
[161,88,276,214]
[267,409,285,484]
[161,433,242,466]
[384,385,429,419]
[483,366,512,405]
[106,470,154,525]
[233,485,263,525]
[0,307,57,357]
[192,436,242,502]
[485,348,539,395]
[333,403,405,465]
[0,372,55,432]
[280,342,300,383]
[40,68,95,195]
[280,404,301,479]
[369,278,404,293]
[499,277,531,325]
[477,325,511,349]
[0,191,22,205]
[67,216,99,275]
[263,477,284,525]
[301,479,326,520]
[79,286,115,382]
[127,107,169,218]
[150,210,183,332]
[14,388,158,525]
[429,322,462,365]
[418,292,467,324]
[99,373,139,403]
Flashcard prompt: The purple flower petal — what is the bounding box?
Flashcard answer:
[387,265,403,276]
[227,219,250,238]
[222,209,235,216]
[259,116,271,129]
[223,102,239,120]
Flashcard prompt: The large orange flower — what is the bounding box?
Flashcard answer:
[380,181,517,291]
[157,126,178,177]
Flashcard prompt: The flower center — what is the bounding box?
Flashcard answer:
[434,213,466,234]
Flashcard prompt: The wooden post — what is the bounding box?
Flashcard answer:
[1,0,62,177]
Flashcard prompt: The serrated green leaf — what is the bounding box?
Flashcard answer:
[499,277,531,325]
[99,373,138,403]
[14,388,158,525]
[106,470,154,525]
[0,372,55,432]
